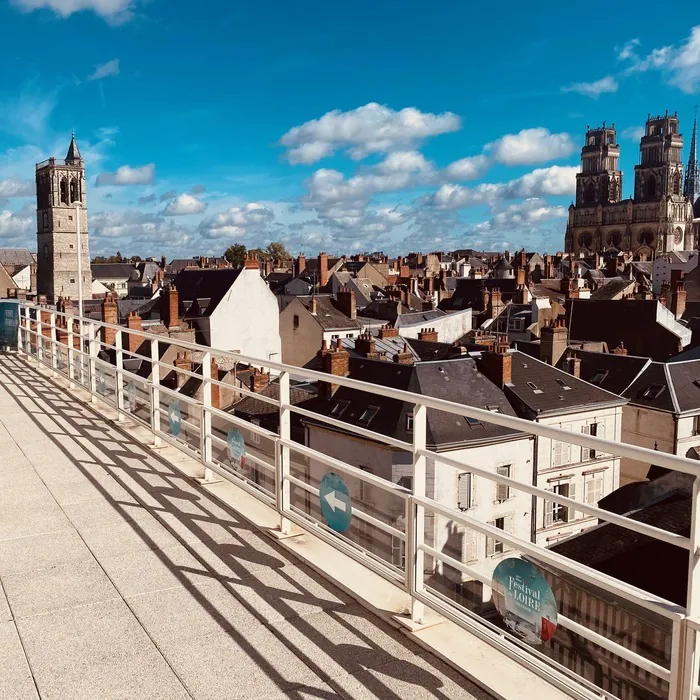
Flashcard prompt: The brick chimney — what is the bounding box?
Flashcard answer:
[516,268,526,286]
[126,312,143,354]
[487,289,504,319]
[514,284,531,304]
[671,281,687,320]
[564,353,581,378]
[319,338,350,401]
[355,333,380,359]
[296,254,306,276]
[264,260,273,276]
[249,368,270,393]
[318,252,329,288]
[101,293,118,347]
[399,264,410,278]
[477,342,512,389]
[210,358,220,409]
[244,253,260,270]
[393,342,414,365]
[612,342,628,356]
[174,351,193,388]
[417,327,438,342]
[540,318,568,366]
[336,286,356,320]
[309,297,318,315]
[378,323,398,339]
[161,285,180,330]
[481,288,490,311]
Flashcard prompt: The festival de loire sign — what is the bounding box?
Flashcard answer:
[491,558,558,645]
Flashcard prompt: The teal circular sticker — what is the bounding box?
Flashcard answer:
[168,400,181,436]
[227,429,246,469]
[491,558,558,645]
[97,369,106,395]
[319,472,352,533]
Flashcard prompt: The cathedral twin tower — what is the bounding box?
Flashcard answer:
[565,111,700,256]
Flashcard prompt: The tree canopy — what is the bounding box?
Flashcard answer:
[223,243,247,267]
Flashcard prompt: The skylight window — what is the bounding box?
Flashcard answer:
[555,378,572,391]
[357,405,380,427]
[330,400,350,418]
[486,405,501,412]
[527,381,544,395]
[590,370,609,386]
[466,416,481,426]
[640,385,665,400]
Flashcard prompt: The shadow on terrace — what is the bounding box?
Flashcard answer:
[0,354,490,700]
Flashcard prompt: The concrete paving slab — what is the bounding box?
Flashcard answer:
[61,494,149,532]
[0,622,39,700]
[2,558,120,619]
[226,563,350,625]
[0,581,12,622]
[0,501,71,541]
[0,529,91,576]
[16,598,191,700]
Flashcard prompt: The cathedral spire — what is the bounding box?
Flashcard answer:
[65,131,82,164]
[685,109,699,205]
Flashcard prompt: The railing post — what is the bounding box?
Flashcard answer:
[150,338,161,446]
[67,317,75,382]
[682,476,700,699]
[409,403,427,623]
[16,303,22,354]
[88,322,98,403]
[277,370,292,535]
[201,352,216,482]
[37,310,43,364]
[49,311,57,377]
[115,329,125,422]
[24,306,31,357]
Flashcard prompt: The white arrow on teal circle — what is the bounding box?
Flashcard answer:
[169,409,180,424]
[323,490,347,513]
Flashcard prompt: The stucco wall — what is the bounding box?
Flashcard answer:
[398,309,472,344]
[621,405,675,484]
[279,298,322,368]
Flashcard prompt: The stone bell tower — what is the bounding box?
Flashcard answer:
[36,132,91,302]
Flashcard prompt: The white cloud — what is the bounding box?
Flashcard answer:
[0,179,34,198]
[488,199,568,229]
[88,59,120,81]
[377,151,432,174]
[0,209,34,243]
[11,0,134,22]
[427,165,578,210]
[561,75,618,99]
[280,102,460,164]
[617,27,700,93]
[444,155,489,180]
[621,125,644,141]
[198,203,275,239]
[95,163,154,186]
[486,128,575,165]
[161,193,208,216]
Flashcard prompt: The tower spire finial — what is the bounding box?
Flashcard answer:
[65,131,82,164]
[684,108,699,205]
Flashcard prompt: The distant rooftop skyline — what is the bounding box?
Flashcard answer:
[0,1,699,258]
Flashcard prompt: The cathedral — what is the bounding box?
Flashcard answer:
[564,111,700,257]
[35,133,91,302]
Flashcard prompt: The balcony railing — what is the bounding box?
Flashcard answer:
[10,299,700,700]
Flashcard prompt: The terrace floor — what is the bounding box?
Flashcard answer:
[0,353,491,700]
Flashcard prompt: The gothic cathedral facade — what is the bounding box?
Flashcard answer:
[565,112,696,257]
[35,134,91,302]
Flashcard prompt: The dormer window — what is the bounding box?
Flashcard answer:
[555,378,572,391]
[590,370,609,386]
[640,384,665,399]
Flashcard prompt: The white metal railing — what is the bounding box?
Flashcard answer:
[11,300,700,700]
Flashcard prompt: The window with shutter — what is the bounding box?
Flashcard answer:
[544,493,554,528]
[585,473,604,504]
[504,514,514,552]
[553,436,571,467]
[568,481,577,520]
[458,472,472,510]
[581,424,591,461]
[486,521,495,557]
[462,529,478,563]
[596,422,605,458]
[496,465,510,502]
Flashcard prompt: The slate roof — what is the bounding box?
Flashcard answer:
[622,362,677,412]
[666,361,700,412]
[232,382,317,417]
[493,351,626,418]
[590,278,635,300]
[443,278,519,310]
[559,349,651,395]
[91,263,138,280]
[168,258,200,274]
[0,249,34,266]
[304,357,523,449]
[395,309,446,327]
[297,296,362,331]
[548,490,690,606]
[173,268,243,318]
[136,261,161,283]
[339,335,421,362]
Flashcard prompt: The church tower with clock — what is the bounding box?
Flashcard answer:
[35,133,91,302]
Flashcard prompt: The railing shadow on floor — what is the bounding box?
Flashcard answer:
[0,354,491,700]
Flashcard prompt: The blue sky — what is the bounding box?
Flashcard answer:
[0,0,699,258]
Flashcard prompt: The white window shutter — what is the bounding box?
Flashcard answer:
[585,476,595,504]
[544,493,553,528]
[486,521,495,557]
[504,514,514,551]
[462,529,477,562]
[581,424,590,461]
[569,481,577,520]
[597,422,606,458]
[458,473,470,510]
[471,474,477,507]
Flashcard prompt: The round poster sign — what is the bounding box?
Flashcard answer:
[168,400,182,436]
[491,558,558,645]
[227,429,246,470]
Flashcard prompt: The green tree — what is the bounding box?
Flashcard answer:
[248,247,268,261]
[224,243,247,267]
[265,241,290,260]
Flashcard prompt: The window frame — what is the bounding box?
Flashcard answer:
[357,405,380,427]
